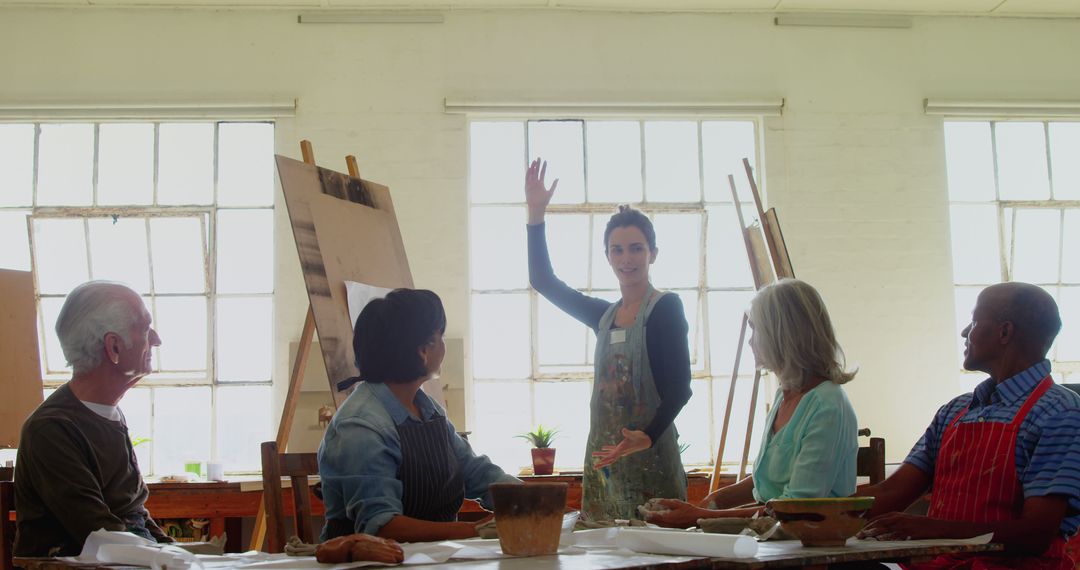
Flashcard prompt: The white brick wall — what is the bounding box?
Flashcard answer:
[3,8,1078,459]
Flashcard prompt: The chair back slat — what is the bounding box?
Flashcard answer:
[260,441,320,553]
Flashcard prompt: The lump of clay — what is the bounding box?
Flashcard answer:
[315,534,404,564]
[697,517,752,535]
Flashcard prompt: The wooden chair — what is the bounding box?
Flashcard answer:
[857,428,886,485]
[260,441,320,553]
[1,480,15,570]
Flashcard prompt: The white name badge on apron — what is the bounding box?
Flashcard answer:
[609,329,627,344]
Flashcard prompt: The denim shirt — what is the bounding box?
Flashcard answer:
[318,381,519,537]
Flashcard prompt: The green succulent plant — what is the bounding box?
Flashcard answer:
[516,424,559,449]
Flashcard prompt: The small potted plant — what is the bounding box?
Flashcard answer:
[516,424,559,476]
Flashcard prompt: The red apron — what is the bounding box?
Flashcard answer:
[907,376,1074,570]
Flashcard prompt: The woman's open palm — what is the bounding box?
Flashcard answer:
[525,158,559,219]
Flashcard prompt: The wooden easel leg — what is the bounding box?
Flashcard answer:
[249,306,316,552]
[738,369,763,480]
[711,313,748,493]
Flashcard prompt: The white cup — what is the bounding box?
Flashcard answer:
[206,462,225,482]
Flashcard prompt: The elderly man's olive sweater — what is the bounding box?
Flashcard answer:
[13,384,169,556]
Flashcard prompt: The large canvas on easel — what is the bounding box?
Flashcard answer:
[276,155,414,407]
[0,269,44,448]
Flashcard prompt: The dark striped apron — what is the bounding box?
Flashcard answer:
[325,413,464,538]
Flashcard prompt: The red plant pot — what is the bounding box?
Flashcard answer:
[531,447,556,476]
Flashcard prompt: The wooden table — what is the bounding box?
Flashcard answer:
[143,473,720,550]
[15,539,1003,570]
[144,480,324,552]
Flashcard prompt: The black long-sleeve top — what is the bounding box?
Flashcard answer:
[527,223,692,445]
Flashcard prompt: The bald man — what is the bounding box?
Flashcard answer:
[857,282,1080,569]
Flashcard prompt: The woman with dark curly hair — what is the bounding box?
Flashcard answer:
[319,289,519,543]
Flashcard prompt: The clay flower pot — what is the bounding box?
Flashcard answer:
[766,497,875,547]
[490,482,568,556]
[531,447,556,476]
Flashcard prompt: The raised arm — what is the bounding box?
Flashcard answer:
[525,158,609,330]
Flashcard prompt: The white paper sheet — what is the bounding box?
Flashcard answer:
[344,281,394,330]
[65,529,205,569]
[614,527,758,558]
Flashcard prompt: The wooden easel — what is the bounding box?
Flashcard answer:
[709,158,795,491]
[249,143,377,551]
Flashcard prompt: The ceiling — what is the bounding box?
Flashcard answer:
[2,0,1079,17]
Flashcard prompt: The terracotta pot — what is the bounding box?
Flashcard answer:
[530,447,556,476]
[490,482,568,556]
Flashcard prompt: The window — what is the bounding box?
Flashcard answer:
[0,121,275,476]
[468,119,769,472]
[944,120,1080,387]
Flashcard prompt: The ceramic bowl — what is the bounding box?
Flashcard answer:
[765,496,875,547]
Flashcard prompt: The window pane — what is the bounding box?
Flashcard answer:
[1011,209,1061,284]
[706,204,755,288]
[1049,123,1080,200]
[651,213,701,289]
[533,381,590,469]
[586,121,642,204]
[713,374,768,465]
[471,381,532,473]
[158,123,213,205]
[218,123,274,207]
[0,211,31,270]
[470,206,527,290]
[672,290,703,371]
[1062,210,1080,284]
[119,388,153,476]
[673,380,710,465]
[644,122,700,203]
[216,209,273,294]
[471,294,529,379]
[528,121,584,205]
[32,218,88,295]
[590,216,619,290]
[703,121,756,203]
[953,287,981,368]
[996,122,1050,201]
[152,387,211,476]
[216,297,272,382]
[544,213,589,290]
[97,123,153,206]
[150,217,207,294]
[0,124,34,207]
[944,122,995,202]
[949,205,1001,284]
[470,122,524,204]
[538,297,588,367]
[88,217,151,293]
[37,124,93,206]
[1056,287,1080,361]
[155,296,207,371]
[216,385,271,472]
[707,290,755,376]
[39,296,70,373]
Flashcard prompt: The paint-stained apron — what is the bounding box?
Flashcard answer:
[581,287,687,521]
[906,376,1073,570]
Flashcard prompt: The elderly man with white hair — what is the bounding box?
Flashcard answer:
[14,281,172,557]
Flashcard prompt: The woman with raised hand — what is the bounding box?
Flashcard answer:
[645,278,859,528]
[525,158,692,521]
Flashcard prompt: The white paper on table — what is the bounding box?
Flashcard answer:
[345,281,394,330]
[63,530,204,569]
[614,527,758,558]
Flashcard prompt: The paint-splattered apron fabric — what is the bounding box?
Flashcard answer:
[581,287,687,520]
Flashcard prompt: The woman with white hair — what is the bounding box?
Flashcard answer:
[645,278,859,527]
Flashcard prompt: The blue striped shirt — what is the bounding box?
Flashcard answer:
[904,360,1080,537]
